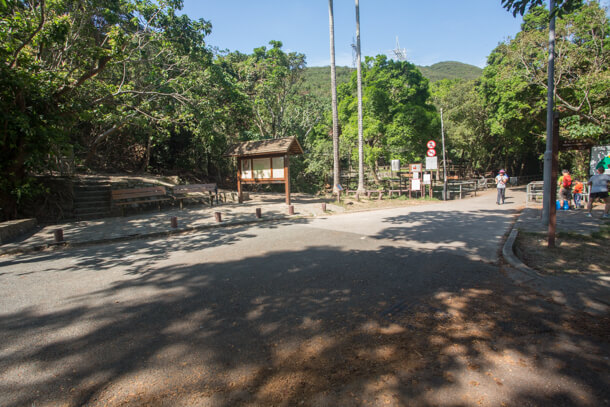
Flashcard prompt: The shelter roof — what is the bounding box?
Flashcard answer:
[225,136,304,157]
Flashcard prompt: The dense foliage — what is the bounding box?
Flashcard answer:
[337,56,438,181]
[1,0,608,220]
[432,1,609,178]
[417,62,483,82]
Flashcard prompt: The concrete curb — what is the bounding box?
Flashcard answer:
[502,228,542,281]
[0,214,298,257]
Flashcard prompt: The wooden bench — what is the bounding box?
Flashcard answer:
[172,184,218,209]
[111,186,173,215]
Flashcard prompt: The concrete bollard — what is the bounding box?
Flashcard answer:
[355,193,360,202]
[288,205,295,215]
[214,212,222,222]
[321,203,326,212]
[54,229,64,243]
[336,191,341,203]
[378,191,383,201]
[170,216,178,228]
[255,208,262,218]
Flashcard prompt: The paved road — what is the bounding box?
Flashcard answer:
[1,189,608,407]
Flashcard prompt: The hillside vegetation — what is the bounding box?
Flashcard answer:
[1,1,607,221]
[300,61,482,99]
[417,61,483,82]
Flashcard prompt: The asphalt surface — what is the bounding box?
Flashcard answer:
[0,189,608,407]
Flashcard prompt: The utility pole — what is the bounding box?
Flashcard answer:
[441,108,447,200]
[542,0,556,225]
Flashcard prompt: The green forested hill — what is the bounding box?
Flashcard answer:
[417,61,482,82]
[300,66,354,99]
[301,61,482,98]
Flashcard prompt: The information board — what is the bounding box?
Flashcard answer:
[426,156,437,170]
[423,173,431,185]
[411,179,421,191]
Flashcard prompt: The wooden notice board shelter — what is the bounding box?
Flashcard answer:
[225,136,304,205]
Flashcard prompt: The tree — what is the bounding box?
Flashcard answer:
[339,55,438,182]
[501,0,582,16]
[355,0,365,193]
[328,0,340,192]
[224,41,306,140]
[0,0,214,218]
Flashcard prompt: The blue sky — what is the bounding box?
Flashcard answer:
[179,1,608,68]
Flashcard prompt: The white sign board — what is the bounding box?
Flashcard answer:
[411,179,421,191]
[412,171,420,179]
[426,156,437,170]
[410,163,422,172]
[423,173,431,185]
[391,159,400,171]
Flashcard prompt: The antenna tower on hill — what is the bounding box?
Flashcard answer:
[391,36,407,61]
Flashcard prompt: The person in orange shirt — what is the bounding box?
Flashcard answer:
[572,179,584,209]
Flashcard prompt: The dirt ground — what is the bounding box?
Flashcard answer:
[515,224,610,275]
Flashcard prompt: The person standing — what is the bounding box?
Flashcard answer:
[495,169,508,205]
[572,179,584,209]
[557,169,572,209]
[586,167,610,218]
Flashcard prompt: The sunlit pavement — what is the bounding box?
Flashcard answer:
[1,188,608,407]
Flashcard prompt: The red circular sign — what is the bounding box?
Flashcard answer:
[427,140,436,149]
[427,148,436,157]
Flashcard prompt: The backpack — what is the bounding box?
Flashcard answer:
[562,174,572,188]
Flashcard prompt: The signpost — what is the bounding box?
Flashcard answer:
[427,140,436,149]
[559,139,593,151]
[391,159,400,172]
[426,148,436,157]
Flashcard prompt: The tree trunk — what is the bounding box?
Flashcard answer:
[142,134,152,172]
[355,0,365,193]
[329,0,340,192]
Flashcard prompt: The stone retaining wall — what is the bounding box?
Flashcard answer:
[0,219,37,244]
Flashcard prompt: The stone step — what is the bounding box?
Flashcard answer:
[74,211,112,221]
[74,185,111,193]
[73,207,110,217]
[74,192,110,202]
[73,200,110,209]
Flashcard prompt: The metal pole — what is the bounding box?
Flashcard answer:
[441,108,448,200]
[542,0,556,225]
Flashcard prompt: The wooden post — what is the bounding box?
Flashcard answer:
[54,229,64,242]
[237,158,243,203]
[255,208,262,218]
[214,212,222,222]
[285,154,291,205]
[321,203,327,212]
[288,205,294,215]
[170,216,177,228]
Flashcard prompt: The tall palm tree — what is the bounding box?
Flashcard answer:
[355,0,365,193]
[328,0,340,192]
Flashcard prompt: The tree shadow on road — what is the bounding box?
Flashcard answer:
[1,236,608,406]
